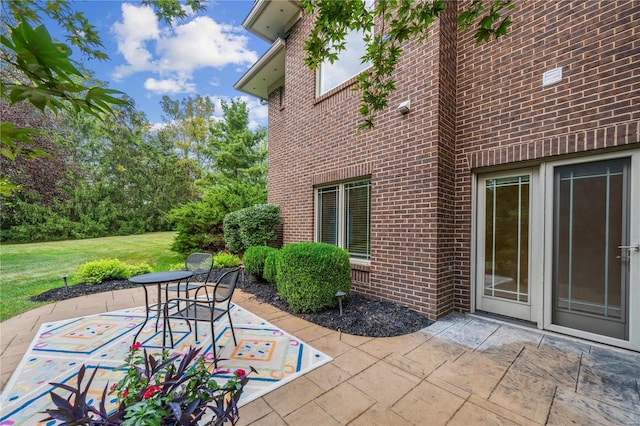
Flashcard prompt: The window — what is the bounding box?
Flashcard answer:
[318,29,371,95]
[316,180,371,260]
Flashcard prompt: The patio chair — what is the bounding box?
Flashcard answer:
[163,266,243,366]
[165,252,213,299]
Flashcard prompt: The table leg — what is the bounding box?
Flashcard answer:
[154,282,162,331]
[133,284,150,344]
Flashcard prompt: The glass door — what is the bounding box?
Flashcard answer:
[552,158,630,339]
[476,171,536,321]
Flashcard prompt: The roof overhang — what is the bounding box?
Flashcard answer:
[234,38,286,100]
[243,0,302,43]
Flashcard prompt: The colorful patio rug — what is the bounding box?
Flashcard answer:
[0,303,331,425]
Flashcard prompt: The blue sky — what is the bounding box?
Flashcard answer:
[54,1,269,129]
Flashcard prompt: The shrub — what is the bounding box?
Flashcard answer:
[169,262,184,271]
[223,204,281,254]
[263,249,279,284]
[75,259,131,284]
[214,252,241,268]
[127,262,153,277]
[238,204,281,249]
[222,210,243,254]
[75,259,154,284]
[243,246,277,280]
[276,242,351,313]
[169,185,255,255]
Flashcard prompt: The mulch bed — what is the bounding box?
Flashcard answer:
[31,269,433,337]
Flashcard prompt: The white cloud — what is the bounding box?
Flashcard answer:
[156,17,257,73]
[111,4,159,80]
[144,78,196,94]
[149,121,170,133]
[111,3,258,96]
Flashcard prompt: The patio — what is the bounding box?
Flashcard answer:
[1,287,639,425]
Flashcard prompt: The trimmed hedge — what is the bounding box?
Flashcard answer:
[276,242,351,313]
[243,246,277,281]
[222,210,243,254]
[223,204,281,254]
[263,249,279,284]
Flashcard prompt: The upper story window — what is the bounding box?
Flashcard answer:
[318,30,371,95]
[316,179,371,261]
[317,0,376,97]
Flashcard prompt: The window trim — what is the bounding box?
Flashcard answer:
[315,178,371,263]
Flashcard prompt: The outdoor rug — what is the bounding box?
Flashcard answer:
[0,303,332,425]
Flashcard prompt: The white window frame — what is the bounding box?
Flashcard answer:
[315,179,371,263]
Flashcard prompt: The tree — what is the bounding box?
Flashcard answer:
[301,0,516,129]
[169,99,267,254]
[160,95,216,165]
[64,98,197,235]
[206,99,267,187]
[0,0,207,174]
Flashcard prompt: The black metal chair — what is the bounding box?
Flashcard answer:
[165,252,213,299]
[163,266,242,366]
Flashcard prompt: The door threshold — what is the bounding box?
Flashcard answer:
[471,311,537,329]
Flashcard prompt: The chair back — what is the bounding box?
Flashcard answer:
[186,253,213,280]
[214,267,242,303]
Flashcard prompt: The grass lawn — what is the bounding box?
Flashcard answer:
[0,232,183,322]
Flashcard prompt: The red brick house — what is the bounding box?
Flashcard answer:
[236,0,640,351]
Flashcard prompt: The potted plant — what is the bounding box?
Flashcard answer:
[42,343,255,425]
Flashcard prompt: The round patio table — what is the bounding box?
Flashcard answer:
[129,270,194,344]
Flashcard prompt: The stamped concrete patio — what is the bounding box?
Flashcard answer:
[1,287,639,425]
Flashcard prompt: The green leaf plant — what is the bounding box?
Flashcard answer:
[42,344,256,425]
[1,19,127,157]
[301,0,517,130]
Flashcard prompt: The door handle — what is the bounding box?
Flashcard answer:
[618,243,639,252]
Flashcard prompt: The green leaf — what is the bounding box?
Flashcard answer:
[496,16,512,37]
[9,86,49,111]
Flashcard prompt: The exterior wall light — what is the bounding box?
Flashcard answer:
[397,100,411,114]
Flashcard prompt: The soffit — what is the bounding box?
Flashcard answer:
[243,0,302,43]
[234,38,286,100]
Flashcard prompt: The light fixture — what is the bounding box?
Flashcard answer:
[335,291,346,315]
[397,100,411,115]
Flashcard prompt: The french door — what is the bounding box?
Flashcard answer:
[476,169,538,322]
[475,151,639,349]
[550,158,635,341]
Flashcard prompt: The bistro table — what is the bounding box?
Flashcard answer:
[129,270,194,344]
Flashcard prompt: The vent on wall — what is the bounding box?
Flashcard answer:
[542,67,563,87]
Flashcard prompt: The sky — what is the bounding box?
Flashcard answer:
[51,1,270,130]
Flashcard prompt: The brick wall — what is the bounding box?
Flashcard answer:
[267,9,459,320]
[267,0,640,321]
[454,0,640,312]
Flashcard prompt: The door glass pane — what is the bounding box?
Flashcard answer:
[318,187,338,245]
[554,160,627,319]
[484,176,530,302]
[345,180,371,260]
